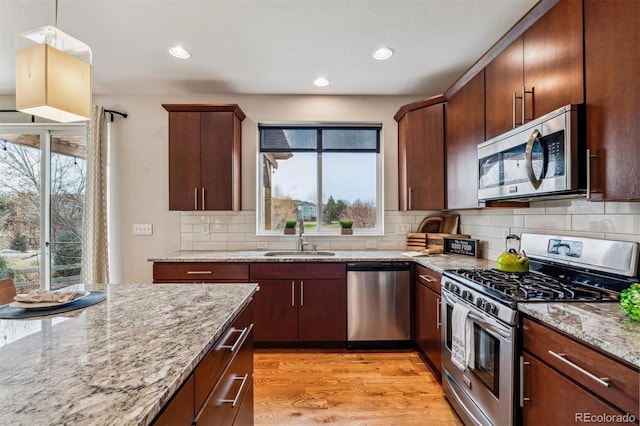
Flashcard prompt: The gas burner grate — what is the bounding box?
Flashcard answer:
[447,268,618,303]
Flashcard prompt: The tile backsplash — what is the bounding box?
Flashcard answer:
[180,199,640,261]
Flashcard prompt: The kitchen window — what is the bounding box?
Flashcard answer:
[0,124,86,294]
[258,123,383,235]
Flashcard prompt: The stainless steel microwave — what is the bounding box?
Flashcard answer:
[477,104,586,201]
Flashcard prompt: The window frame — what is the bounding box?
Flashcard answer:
[256,122,384,236]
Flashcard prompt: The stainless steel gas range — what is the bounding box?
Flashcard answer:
[440,233,639,426]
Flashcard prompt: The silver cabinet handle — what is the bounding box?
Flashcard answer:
[201,187,205,210]
[521,86,526,126]
[194,187,198,210]
[419,274,436,283]
[291,281,295,306]
[519,356,531,407]
[436,297,441,329]
[219,325,251,353]
[220,373,249,407]
[513,91,518,129]
[547,350,610,388]
[300,281,304,306]
[186,270,212,275]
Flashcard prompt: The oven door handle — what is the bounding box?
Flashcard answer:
[467,312,511,340]
[441,291,511,341]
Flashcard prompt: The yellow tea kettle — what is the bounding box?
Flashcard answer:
[496,234,529,273]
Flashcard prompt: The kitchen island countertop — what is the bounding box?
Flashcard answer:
[0,282,258,426]
[519,302,640,368]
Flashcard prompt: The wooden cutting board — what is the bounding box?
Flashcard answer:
[439,215,459,234]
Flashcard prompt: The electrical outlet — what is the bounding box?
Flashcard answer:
[365,240,378,249]
[257,242,268,249]
[201,224,210,234]
[397,224,411,233]
[132,223,153,235]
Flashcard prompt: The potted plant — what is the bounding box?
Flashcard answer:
[340,220,353,235]
[284,220,297,235]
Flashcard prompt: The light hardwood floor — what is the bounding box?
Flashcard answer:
[253,349,462,425]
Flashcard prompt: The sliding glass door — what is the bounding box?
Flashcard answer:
[0,124,86,294]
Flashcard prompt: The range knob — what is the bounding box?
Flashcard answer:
[476,298,486,310]
[484,302,497,316]
[461,290,473,302]
[452,284,460,295]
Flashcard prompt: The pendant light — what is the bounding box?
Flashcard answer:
[15,0,92,123]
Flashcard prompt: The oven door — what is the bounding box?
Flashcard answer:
[441,289,516,426]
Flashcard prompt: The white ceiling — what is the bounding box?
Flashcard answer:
[0,0,538,97]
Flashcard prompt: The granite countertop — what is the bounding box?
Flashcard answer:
[149,250,492,274]
[519,302,640,368]
[0,283,258,426]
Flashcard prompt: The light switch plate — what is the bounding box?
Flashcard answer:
[365,240,378,249]
[257,242,268,249]
[133,223,153,235]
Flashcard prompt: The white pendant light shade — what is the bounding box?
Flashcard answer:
[16,26,92,123]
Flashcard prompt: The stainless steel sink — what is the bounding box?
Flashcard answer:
[263,251,336,256]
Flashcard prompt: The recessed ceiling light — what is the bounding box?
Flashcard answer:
[373,47,394,60]
[169,46,191,59]
[313,77,330,87]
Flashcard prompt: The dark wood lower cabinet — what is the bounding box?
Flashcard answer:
[521,316,639,424]
[521,352,628,425]
[414,265,442,380]
[250,263,346,345]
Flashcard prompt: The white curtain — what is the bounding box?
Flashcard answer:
[81,106,109,284]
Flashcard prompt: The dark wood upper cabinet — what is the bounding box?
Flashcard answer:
[163,104,245,211]
[584,0,640,201]
[445,71,485,210]
[485,0,584,140]
[485,38,524,140]
[396,97,445,211]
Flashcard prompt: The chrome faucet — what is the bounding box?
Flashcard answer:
[297,218,309,252]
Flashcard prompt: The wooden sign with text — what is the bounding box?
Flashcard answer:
[444,237,479,257]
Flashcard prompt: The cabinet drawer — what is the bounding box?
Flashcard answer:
[522,316,639,417]
[154,262,249,282]
[415,264,441,293]
[196,324,254,425]
[195,305,253,414]
[250,262,345,280]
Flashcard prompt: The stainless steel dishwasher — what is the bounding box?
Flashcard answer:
[346,261,411,349]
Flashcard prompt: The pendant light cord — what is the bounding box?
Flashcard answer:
[55,0,59,27]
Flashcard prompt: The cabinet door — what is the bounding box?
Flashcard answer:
[446,71,485,209]
[398,104,445,210]
[297,279,346,342]
[485,38,524,140]
[252,279,297,342]
[200,112,241,211]
[585,0,640,201]
[168,112,201,210]
[415,280,441,379]
[524,0,584,119]
[521,352,626,425]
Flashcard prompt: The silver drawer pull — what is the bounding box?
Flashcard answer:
[419,274,436,283]
[220,374,249,407]
[186,271,212,275]
[219,325,252,353]
[548,350,611,388]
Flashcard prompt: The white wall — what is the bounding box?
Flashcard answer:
[93,93,419,283]
[2,94,640,283]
